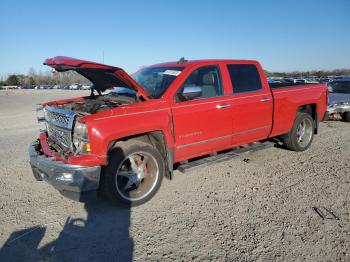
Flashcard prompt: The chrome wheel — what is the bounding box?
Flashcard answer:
[296,118,313,148]
[115,151,159,202]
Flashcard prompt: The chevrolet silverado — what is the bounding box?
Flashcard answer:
[29,57,328,206]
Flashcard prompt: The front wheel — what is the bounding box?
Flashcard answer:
[283,112,315,151]
[101,140,164,206]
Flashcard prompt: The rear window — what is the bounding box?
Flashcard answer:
[227,64,263,94]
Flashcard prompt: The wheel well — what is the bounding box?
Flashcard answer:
[297,104,316,119]
[297,104,318,134]
[108,131,166,155]
[107,131,172,179]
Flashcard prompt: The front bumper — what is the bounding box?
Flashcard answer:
[28,142,101,202]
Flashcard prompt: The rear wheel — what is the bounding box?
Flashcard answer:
[101,140,164,206]
[343,112,350,122]
[283,112,314,151]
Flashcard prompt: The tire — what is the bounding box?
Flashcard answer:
[283,112,315,152]
[323,112,330,121]
[101,140,164,206]
[343,112,350,122]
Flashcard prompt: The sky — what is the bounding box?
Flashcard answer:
[0,0,349,78]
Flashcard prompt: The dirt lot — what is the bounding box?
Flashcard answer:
[0,90,349,261]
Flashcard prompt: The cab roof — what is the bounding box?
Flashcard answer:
[149,59,260,68]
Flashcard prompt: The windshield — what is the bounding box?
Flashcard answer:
[328,81,350,93]
[109,87,136,96]
[132,66,184,98]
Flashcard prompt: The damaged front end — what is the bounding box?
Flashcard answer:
[29,56,154,201]
[36,105,77,157]
[38,87,140,156]
[49,90,137,115]
[29,136,101,201]
[31,105,104,201]
[37,55,149,156]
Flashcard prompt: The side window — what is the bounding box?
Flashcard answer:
[175,65,223,102]
[227,64,263,94]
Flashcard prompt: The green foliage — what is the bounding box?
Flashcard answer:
[28,77,36,85]
[6,75,19,86]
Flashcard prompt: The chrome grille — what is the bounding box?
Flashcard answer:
[47,124,72,148]
[44,106,75,129]
[44,106,75,149]
[47,111,70,126]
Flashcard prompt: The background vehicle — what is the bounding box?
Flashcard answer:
[294,79,307,84]
[81,84,91,90]
[327,78,350,122]
[29,57,328,206]
[69,83,81,90]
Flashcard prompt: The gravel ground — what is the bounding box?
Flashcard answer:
[0,90,349,261]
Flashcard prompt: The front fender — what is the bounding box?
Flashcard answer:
[87,108,174,157]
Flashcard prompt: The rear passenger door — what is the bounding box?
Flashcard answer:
[226,63,273,145]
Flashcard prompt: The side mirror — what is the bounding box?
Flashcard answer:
[181,86,202,101]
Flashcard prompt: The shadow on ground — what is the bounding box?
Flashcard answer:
[0,200,133,262]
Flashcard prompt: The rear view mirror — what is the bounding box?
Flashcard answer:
[181,86,202,101]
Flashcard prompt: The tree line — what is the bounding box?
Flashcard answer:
[265,68,350,78]
[0,68,89,86]
[1,67,350,87]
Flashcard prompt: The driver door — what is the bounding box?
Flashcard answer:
[171,65,233,161]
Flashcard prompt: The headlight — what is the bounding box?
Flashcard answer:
[36,105,46,123]
[73,121,91,154]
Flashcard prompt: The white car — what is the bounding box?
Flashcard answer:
[327,79,350,122]
[69,84,81,90]
[81,84,91,90]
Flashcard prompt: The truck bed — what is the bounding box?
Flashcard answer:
[269,83,328,138]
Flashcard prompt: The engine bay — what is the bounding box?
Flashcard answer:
[52,92,137,115]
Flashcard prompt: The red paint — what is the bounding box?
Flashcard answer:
[39,132,54,157]
[41,58,328,166]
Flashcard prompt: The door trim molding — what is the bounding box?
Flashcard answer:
[176,125,271,149]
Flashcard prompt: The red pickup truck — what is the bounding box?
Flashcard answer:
[29,56,328,206]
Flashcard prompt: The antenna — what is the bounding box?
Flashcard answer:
[102,50,105,64]
[177,57,187,64]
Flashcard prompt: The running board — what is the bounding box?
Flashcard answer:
[177,141,275,173]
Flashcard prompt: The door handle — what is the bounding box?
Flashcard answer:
[216,104,231,109]
[260,98,271,102]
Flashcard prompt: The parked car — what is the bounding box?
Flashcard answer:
[268,79,283,84]
[2,85,21,89]
[320,78,331,83]
[69,83,81,90]
[305,79,319,84]
[81,84,91,90]
[283,78,295,83]
[294,79,307,84]
[327,78,350,122]
[21,84,35,89]
[60,84,70,90]
[29,56,328,206]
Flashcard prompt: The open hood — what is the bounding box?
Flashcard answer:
[44,56,150,100]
